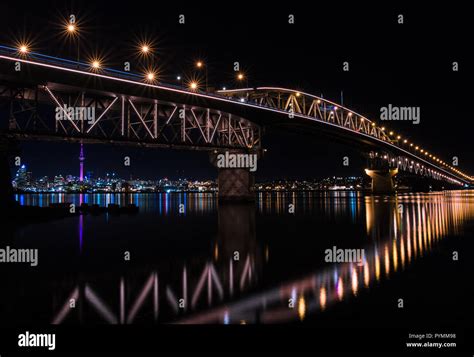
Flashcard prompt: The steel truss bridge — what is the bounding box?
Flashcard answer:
[0,45,472,188]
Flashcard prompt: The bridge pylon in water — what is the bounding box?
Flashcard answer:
[210,149,261,202]
[365,152,398,194]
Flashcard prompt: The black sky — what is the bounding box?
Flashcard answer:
[1,2,472,180]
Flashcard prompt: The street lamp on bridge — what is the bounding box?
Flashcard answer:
[236,72,248,88]
[137,42,157,71]
[18,44,29,54]
[189,81,198,91]
[146,71,156,82]
[67,23,76,34]
[91,60,101,70]
[196,60,208,91]
[64,20,80,67]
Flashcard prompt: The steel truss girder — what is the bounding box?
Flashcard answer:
[369,151,462,185]
[0,84,261,151]
[233,90,390,141]
[220,88,469,185]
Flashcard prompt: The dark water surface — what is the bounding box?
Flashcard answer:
[2,190,473,327]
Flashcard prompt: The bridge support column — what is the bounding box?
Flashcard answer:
[217,168,255,202]
[210,150,258,202]
[365,168,398,194]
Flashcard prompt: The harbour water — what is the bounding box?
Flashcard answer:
[2,190,473,327]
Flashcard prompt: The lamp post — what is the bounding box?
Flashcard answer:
[67,22,80,67]
[18,45,29,54]
[189,81,198,91]
[140,44,157,70]
[237,72,247,87]
[196,61,208,91]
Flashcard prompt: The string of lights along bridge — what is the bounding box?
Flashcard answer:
[0,25,472,190]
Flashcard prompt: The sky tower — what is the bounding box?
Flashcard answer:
[79,142,85,181]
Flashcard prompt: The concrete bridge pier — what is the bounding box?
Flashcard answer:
[217,168,255,202]
[365,168,398,194]
[210,150,260,202]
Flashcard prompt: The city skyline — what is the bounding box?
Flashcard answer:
[12,159,367,193]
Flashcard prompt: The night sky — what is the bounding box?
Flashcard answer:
[1,2,471,181]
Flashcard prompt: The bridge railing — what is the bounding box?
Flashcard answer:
[0,46,290,110]
[0,46,285,107]
[0,45,251,102]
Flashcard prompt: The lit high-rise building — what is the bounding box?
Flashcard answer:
[14,164,30,188]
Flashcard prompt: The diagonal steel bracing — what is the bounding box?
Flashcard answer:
[0,83,261,151]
